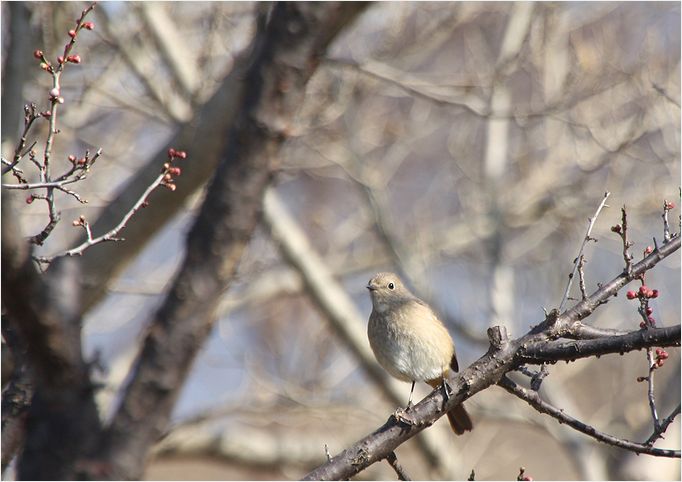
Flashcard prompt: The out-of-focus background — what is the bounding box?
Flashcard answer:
[2,2,680,480]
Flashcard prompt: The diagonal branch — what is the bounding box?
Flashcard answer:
[559,192,610,311]
[498,376,679,458]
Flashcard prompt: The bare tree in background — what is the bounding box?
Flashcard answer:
[2,2,680,480]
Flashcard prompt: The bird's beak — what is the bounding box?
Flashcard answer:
[366,283,376,291]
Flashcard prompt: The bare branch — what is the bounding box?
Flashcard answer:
[35,155,182,265]
[518,325,680,363]
[498,376,679,458]
[644,348,660,429]
[611,206,634,275]
[559,192,610,311]
[645,405,681,446]
[386,452,411,481]
[662,200,674,242]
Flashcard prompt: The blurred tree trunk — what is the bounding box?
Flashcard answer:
[2,3,367,479]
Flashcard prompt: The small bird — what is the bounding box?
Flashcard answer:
[367,272,473,434]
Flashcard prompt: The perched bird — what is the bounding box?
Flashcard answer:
[367,272,473,434]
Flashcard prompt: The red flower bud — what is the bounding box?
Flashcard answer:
[66,54,81,64]
[175,150,187,159]
[26,195,34,204]
[650,289,659,299]
[665,201,675,210]
[33,49,44,59]
[41,111,52,118]
[611,225,622,233]
[165,183,177,191]
[168,167,182,176]
[40,62,51,72]
[639,321,646,329]
[167,148,176,158]
[83,21,95,30]
[626,291,637,300]
[57,56,65,64]
[658,350,669,360]
[68,29,77,38]
[644,246,653,254]
[647,316,656,326]
[639,285,648,296]
[49,87,60,98]
[645,307,653,315]
[68,154,77,162]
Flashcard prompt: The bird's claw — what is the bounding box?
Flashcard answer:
[441,379,454,400]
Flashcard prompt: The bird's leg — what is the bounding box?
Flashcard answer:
[406,381,416,410]
[392,381,417,426]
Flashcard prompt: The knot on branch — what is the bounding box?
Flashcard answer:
[487,325,509,351]
[545,308,560,326]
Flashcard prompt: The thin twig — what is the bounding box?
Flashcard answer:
[34,170,170,265]
[25,5,98,246]
[662,200,673,242]
[386,452,411,481]
[577,255,588,300]
[644,348,660,429]
[2,104,39,179]
[645,405,681,446]
[615,206,634,274]
[559,192,610,311]
[4,180,89,204]
[499,376,680,458]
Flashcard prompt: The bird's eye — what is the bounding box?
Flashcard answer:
[388,282,395,290]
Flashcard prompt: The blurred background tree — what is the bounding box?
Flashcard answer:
[2,2,679,480]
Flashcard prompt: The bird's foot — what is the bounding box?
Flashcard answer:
[440,379,454,410]
[441,379,455,399]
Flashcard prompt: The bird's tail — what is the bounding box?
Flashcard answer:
[447,403,473,435]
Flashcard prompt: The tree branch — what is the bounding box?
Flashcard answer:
[518,325,680,363]
[559,192,610,311]
[302,233,680,480]
[498,376,679,458]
